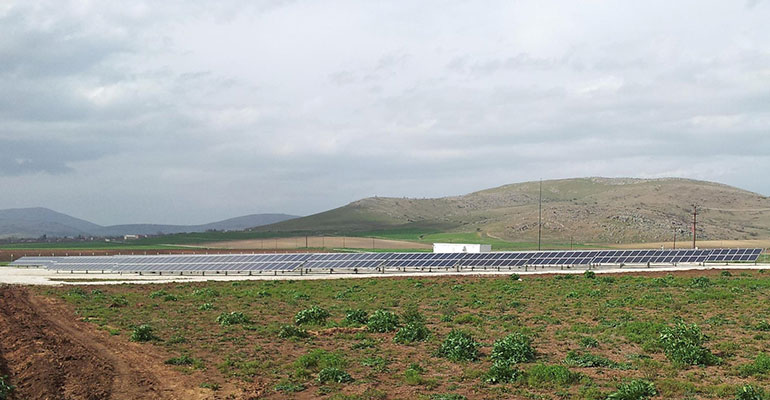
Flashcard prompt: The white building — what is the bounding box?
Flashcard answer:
[433,243,492,253]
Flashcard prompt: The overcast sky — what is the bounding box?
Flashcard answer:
[1,1,769,225]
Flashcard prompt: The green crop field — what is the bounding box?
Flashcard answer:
[42,269,770,399]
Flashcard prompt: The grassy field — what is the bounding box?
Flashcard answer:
[41,269,770,399]
[353,230,600,251]
[0,242,196,250]
[0,230,600,252]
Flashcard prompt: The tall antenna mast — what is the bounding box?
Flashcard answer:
[692,204,697,249]
[538,179,542,251]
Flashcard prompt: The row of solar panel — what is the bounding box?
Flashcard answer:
[11,248,763,272]
[14,248,760,265]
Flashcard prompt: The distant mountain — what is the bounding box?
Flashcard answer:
[254,177,770,243]
[0,208,298,239]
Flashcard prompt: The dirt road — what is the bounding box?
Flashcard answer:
[0,286,216,400]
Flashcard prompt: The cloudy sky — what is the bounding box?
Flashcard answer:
[1,1,769,225]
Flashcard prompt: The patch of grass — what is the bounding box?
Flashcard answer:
[294,306,330,325]
[199,382,221,391]
[296,349,347,371]
[274,380,305,393]
[754,320,770,332]
[404,363,425,385]
[430,394,467,400]
[580,336,599,348]
[525,364,579,388]
[317,367,353,383]
[361,356,389,373]
[565,350,627,369]
[436,330,480,362]
[607,379,657,400]
[739,353,770,377]
[736,385,769,400]
[164,355,197,366]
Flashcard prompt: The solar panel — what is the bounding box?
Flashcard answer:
[8,248,764,273]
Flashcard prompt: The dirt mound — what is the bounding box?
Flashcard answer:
[0,286,211,400]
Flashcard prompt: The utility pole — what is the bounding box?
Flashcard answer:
[673,228,677,250]
[538,179,542,251]
[692,205,698,249]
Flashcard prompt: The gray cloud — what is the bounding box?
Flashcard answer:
[0,0,768,225]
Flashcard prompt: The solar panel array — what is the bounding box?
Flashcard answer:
[10,248,763,273]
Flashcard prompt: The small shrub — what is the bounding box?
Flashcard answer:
[491,333,535,365]
[404,363,424,385]
[279,325,309,339]
[149,289,168,299]
[739,353,770,377]
[736,385,768,400]
[367,310,400,333]
[437,330,480,362]
[217,311,250,326]
[317,367,353,383]
[167,334,187,344]
[361,356,389,373]
[584,270,596,279]
[431,395,467,400]
[130,324,156,342]
[344,309,369,325]
[526,364,578,388]
[0,375,15,400]
[294,306,330,325]
[580,336,599,348]
[755,320,770,332]
[394,322,430,344]
[659,322,719,366]
[485,362,521,384]
[108,295,128,307]
[198,302,214,311]
[510,273,521,280]
[165,355,194,365]
[163,294,178,302]
[721,270,733,277]
[199,382,221,391]
[192,288,219,298]
[607,379,657,400]
[690,276,711,288]
[293,292,310,300]
[401,304,426,325]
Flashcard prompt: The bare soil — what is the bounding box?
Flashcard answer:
[0,286,222,400]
